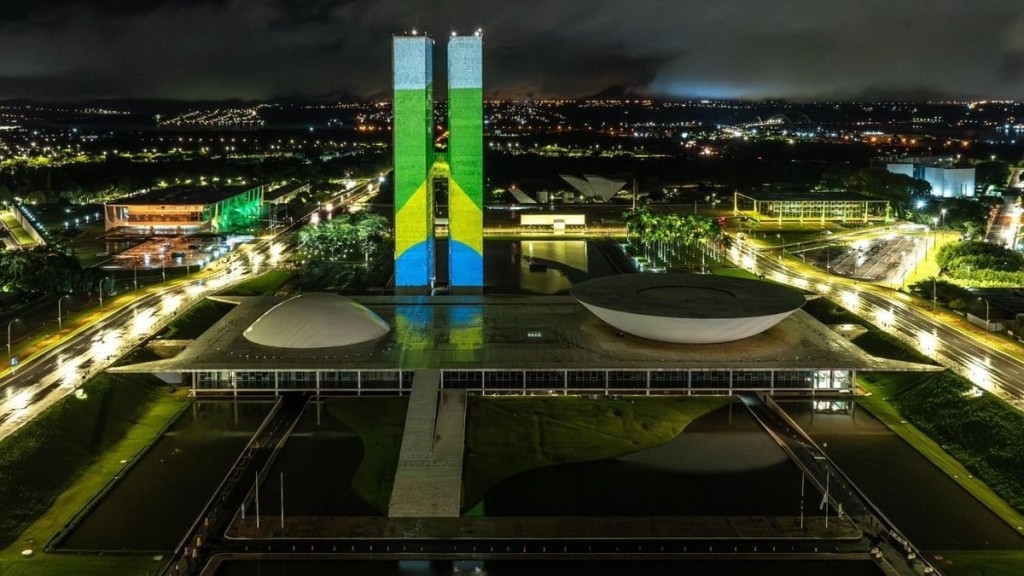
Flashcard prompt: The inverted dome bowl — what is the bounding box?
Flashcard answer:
[571,273,806,344]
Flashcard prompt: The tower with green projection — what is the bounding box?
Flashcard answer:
[392,32,484,292]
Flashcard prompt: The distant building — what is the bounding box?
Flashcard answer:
[519,213,586,232]
[263,182,310,205]
[886,158,975,198]
[104,183,266,234]
[560,174,627,202]
[733,191,890,223]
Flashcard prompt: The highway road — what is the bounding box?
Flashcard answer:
[0,179,378,442]
[739,240,1024,406]
[0,267,247,440]
[985,194,1020,249]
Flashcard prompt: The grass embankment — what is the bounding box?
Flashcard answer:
[462,396,729,513]
[803,295,1024,574]
[217,269,295,297]
[160,299,234,339]
[804,297,1024,518]
[326,397,408,513]
[0,375,188,576]
[712,266,758,279]
[0,212,36,246]
[929,550,1024,576]
[861,373,1024,526]
[803,298,938,365]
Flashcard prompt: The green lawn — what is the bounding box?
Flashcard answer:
[0,378,188,576]
[851,329,937,364]
[712,266,759,279]
[325,397,408,513]
[217,269,295,296]
[858,374,1024,576]
[803,289,1024,574]
[161,299,235,339]
[932,550,1024,576]
[462,395,729,512]
[801,297,860,324]
[0,213,36,246]
[858,373,1024,528]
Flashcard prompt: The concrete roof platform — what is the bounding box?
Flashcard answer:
[113,294,939,374]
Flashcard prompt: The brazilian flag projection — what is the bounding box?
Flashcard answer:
[446,35,484,287]
[392,36,435,288]
[392,34,483,290]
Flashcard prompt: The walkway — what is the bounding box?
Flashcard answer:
[388,370,467,517]
[742,393,939,576]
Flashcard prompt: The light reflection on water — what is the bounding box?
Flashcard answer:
[485,240,613,294]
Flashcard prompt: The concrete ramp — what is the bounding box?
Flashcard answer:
[388,370,468,517]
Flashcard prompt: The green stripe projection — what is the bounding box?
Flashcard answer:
[448,86,484,285]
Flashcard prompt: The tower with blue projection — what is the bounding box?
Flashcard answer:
[393,32,484,292]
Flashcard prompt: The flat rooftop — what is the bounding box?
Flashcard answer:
[264,182,307,203]
[737,190,881,202]
[109,184,259,206]
[115,295,937,374]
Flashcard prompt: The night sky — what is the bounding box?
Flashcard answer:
[3,0,1024,102]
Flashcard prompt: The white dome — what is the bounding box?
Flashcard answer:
[243,293,389,349]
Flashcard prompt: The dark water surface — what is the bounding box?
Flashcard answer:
[483,240,617,294]
[480,402,821,517]
[781,401,1024,551]
[259,402,378,517]
[59,401,272,551]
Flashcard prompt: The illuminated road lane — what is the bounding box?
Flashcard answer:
[742,241,1024,404]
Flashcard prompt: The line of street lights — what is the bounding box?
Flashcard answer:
[57,294,71,337]
[7,318,19,374]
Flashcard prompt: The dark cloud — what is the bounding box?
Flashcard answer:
[0,0,1023,101]
[0,0,230,24]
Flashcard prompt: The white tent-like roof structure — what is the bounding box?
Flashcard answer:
[243,293,390,349]
[560,174,627,201]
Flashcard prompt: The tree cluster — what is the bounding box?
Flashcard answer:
[935,241,1024,284]
[975,160,1011,189]
[843,167,930,219]
[0,244,97,295]
[621,206,727,266]
[297,212,392,263]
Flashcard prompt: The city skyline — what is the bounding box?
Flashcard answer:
[3,0,1024,102]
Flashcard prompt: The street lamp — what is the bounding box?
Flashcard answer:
[930,217,939,255]
[941,208,947,227]
[133,263,138,291]
[980,297,991,326]
[57,294,71,336]
[99,275,111,309]
[7,318,19,374]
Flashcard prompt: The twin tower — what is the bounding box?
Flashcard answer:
[393,33,483,291]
